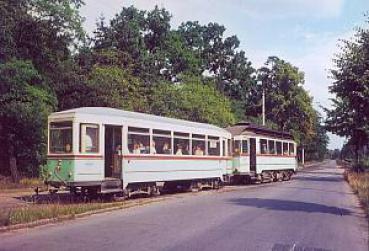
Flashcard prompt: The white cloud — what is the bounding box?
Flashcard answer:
[240,0,344,19]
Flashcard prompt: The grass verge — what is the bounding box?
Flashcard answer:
[344,170,369,216]
[0,176,44,190]
[0,198,161,228]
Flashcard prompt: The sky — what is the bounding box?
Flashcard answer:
[80,0,369,150]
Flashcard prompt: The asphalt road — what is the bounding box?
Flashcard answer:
[1,160,368,251]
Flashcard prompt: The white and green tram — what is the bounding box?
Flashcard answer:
[226,122,298,183]
[45,107,232,196]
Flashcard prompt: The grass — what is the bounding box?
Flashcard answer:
[344,170,369,215]
[0,176,44,190]
[0,198,159,227]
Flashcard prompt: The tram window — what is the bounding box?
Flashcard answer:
[283,142,289,155]
[174,132,190,155]
[192,134,205,155]
[208,136,220,156]
[242,140,248,154]
[80,124,99,153]
[227,139,232,156]
[260,139,267,154]
[153,129,172,154]
[128,127,150,154]
[49,122,73,153]
[268,140,275,154]
[289,143,295,155]
[222,139,226,156]
[276,141,282,155]
[233,140,241,156]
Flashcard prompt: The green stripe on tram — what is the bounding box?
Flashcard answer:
[46,159,74,183]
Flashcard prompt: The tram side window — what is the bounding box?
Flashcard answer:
[260,139,268,154]
[222,139,226,156]
[242,140,248,154]
[153,129,172,154]
[268,140,275,154]
[128,127,150,154]
[80,124,99,153]
[227,139,232,156]
[283,142,289,155]
[192,134,205,155]
[233,140,241,156]
[276,141,282,155]
[174,132,189,155]
[289,143,295,155]
[208,136,220,156]
[49,122,73,153]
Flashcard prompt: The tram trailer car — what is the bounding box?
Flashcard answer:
[226,122,297,183]
[45,107,232,197]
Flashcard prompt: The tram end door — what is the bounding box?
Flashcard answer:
[249,138,257,174]
[104,125,123,179]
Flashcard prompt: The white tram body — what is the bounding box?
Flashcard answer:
[227,122,297,182]
[46,107,232,194]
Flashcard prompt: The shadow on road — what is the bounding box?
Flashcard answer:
[229,198,351,215]
[293,175,342,182]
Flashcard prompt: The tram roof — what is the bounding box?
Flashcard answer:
[50,107,230,135]
[226,121,294,140]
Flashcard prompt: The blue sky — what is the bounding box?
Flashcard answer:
[81,0,369,150]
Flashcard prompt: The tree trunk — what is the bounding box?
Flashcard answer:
[8,145,19,183]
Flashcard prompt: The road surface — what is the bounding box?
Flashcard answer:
[1,160,368,251]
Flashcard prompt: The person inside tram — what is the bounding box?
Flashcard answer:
[150,141,157,154]
[65,144,71,153]
[176,144,183,155]
[115,144,122,155]
[163,142,171,154]
[133,143,141,154]
[194,145,204,155]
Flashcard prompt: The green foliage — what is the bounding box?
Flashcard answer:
[0,59,55,176]
[149,76,235,127]
[326,15,369,162]
[253,56,317,145]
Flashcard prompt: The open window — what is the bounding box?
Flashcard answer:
[80,124,99,153]
[208,136,220,156]
[128,127,150,154]
[289,143,295,155]
[268,140,275,154]
[192,134,206,156]
[260,139,268,154]
[283,142,289,155]
[276,141,282,155]
[174,132,190,155]
[49,122,73,154]
[153,129,172,155]
[242,140,248,154]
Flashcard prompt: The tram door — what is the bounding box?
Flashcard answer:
[249,138,257,172]
[104,126,122,179]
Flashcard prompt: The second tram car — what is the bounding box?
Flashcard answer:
[226,122,297,183]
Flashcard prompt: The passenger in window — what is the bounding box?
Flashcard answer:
[233,147,240,157]
[65,144,71,153]
[183,145,189,155]
[163,142,171,154]
[150,141,157,154]
[133,143,141,154]
[115,145,122,155]
[194,145,204,155]
[176,144,183,155]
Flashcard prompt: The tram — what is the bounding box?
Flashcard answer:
[45,107,232,196]
[226,122,297,183]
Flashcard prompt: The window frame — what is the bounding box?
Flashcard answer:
[128,126,151,154]
[49,121,73,154]
[260,139,268,155]
[80,123,100,154]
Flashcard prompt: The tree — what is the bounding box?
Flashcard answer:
[0,60,55,180]
[254,56,317,145]
[325,16,369,164]
[149,76,235,127]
